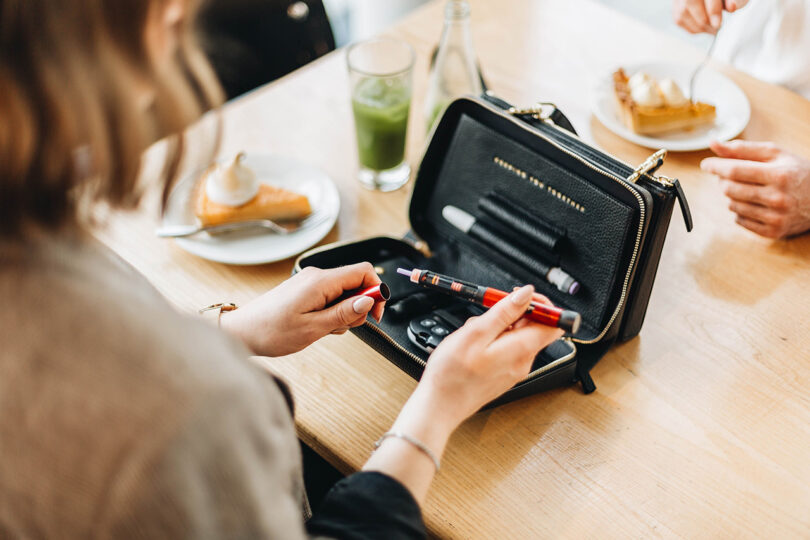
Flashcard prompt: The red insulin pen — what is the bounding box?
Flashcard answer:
[397,268,581,334]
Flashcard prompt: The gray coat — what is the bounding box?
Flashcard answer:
[0,233,308,539]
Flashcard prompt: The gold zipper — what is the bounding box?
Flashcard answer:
[362,321,427,367]
[481,97,647,344]
[519,104,671,186]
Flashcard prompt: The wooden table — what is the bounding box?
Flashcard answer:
[97,0,810,537]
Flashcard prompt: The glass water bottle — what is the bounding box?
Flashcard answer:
[424,0,483,132]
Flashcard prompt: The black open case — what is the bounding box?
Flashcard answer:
[296,95,693,406]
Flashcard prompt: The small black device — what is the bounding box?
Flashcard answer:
[407,302,485,353]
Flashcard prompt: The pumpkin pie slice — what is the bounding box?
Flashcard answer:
[613,68,716,136]
[195,182,312,227]
[194,154,312,227]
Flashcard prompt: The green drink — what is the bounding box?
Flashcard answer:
[352,77,411,171]
[347,38,414,191]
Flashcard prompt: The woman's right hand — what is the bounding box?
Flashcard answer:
[672,0,748,34]
[416,285,564,430]
[363,285,563,504]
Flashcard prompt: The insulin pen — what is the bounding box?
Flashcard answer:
[396,268,581,334]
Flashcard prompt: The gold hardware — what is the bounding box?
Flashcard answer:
[412,239,432,258]
[198,302,238,327]
[508,102,557,123]
[655,174,676,187]
[628,149,667,183]
[198,302,238,314]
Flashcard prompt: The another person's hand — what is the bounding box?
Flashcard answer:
[701,140,810,238]
[220,263,385,356]
[672,0,748,34]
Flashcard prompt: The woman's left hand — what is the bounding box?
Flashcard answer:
[220,262,385,356]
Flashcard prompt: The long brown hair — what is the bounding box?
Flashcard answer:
[0,0,223,237]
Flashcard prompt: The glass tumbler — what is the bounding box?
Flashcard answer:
[347,38,415,192]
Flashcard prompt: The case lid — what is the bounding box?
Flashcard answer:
[407,97,651,343]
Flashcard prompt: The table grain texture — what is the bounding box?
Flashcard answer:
[96,0,810,537]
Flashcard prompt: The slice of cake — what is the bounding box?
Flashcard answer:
[613,68,716,135]
[194,153,312,227]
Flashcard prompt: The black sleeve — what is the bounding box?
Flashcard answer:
[306,471,426,540]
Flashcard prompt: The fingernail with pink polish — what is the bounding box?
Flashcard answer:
[511,285,534,305]
[352,296,374,314]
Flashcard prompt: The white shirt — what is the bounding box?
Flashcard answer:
[714,0,810,99]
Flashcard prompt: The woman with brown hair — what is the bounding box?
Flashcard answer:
[0,1,562,537]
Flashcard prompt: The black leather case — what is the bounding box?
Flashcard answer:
[296,95,692,405]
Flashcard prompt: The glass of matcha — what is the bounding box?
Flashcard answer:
[347,38,414,191]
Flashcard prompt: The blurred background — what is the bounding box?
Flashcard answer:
[323,0,712,47]
[202,0,713,101]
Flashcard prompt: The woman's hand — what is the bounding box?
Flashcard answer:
[220,263,385,357]
[672,0,748,34]
[701,140,810,238]
[364,285,563,504]
[414,285,564,430]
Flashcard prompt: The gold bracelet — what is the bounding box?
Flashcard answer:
[374,431,440,472]
[198,303,238,327]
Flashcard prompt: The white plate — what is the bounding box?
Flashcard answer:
[161,154,340,265]
[592,62,750,151]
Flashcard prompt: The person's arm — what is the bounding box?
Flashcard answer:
[306,472,427,539]
[225,270,561,504]
[701,140,810,238]
[308,286,562,540]
[360,285,562,503]
[221,268,561,537]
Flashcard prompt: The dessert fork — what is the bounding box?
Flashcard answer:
[155,213,330,238]
[688,4,725,101]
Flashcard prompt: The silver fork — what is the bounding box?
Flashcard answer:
[688,5,724,102]
[156,213,331,238]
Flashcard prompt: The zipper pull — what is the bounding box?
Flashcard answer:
[507,102,579,136]
[575,364,597,394]
[659,175,693,232]
[403,230,433,258]
[628,149,667,183]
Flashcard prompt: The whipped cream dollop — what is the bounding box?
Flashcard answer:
[205,153,259,206]
[658,78,688,106]
[628,71,690,107]
[627,72,653,91]
[630,80,664,107]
